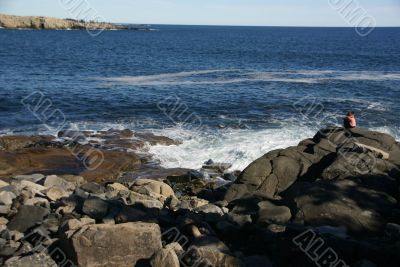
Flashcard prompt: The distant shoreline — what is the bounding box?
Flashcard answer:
[0,14,152,31]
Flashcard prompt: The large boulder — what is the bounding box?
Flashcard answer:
[225,147,310,201]
[291,178,397,234]
[62,222,162,267]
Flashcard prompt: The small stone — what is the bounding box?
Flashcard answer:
[80,182,105,194]
[12,174,45,183]
[0,180,9,188]
[0,191,16,205]
[60,217,95,232]
[151,247,180,267]
[0,205,11,215]
[59,175,86,187]
[46,186,70,201]
[43,175,75,191]
[106,183,129,192]
[18,180,47,193]
[24,197,50,207]
[82,197,109,220]
[0,217,8,225]
[257,201,292,225]
[9,230,24,241]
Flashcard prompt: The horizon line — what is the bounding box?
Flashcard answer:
[1,13,400,28]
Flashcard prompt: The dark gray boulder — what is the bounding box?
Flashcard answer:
[7,205,49,233]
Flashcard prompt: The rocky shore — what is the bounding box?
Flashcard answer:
[0,14,148,31]
[0,127,399,266]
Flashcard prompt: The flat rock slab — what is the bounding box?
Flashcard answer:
[64,222,162,267]
[7,205,49,233]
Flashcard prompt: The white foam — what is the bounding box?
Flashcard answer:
[148,126,315,171]
[99,69,400,86]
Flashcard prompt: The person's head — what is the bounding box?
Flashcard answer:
[346,111,355,117]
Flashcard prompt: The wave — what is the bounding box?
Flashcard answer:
[99,69,400,86]
[148,125,316,171]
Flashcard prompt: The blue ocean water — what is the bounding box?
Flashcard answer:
[0,26,399,170]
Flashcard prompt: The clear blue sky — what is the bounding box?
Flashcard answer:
[0,0,399,26]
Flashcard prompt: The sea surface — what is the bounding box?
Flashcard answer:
[0,26,399,170]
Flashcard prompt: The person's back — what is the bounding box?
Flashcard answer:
[343,111,356,129]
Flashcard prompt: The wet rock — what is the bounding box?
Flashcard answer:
[0,135,53,152]
[202,161,232,173]
[0,145,141,182]
[257,201,292,225]
[62,222,162,267]
[7,205,49,233]
[82,197,109,220]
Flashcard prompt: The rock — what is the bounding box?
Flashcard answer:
[82,197,109,220]
[80,182,105,194]
[59,175,86,187]
[184,245,241,267]
[195,204,225,222]
[151,247,180,267]
[0,135,53,152]
[61,217,95,233]
[17,180,47,193]
[4,252,57,267]
[46,186,70,201]
[7,205,49,233]
[106,182,129,192]
[130,179,176,200]
[202,162,232,173]
[0,217,8,225]
[114,206,148,223]
[243,255,273,267]
[225,151,303,201]
[0,205,11,215]
[0,14,134,30]
[62,222,162,267]
[257,201,292,225]
[0,191,16,205]
[0,180,9,188]
[13,173,45,183]
[0,144,141,183]
[61,218,96,232]
[24,197,50,207]
[292,178,397,234]
[354,260,378,267]
[43,175,75,191]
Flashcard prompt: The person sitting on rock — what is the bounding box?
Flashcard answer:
[343,111,356,129]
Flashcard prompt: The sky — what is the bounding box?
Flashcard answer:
[0,0,399,26]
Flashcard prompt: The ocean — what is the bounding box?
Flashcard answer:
[0,25,399,171]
